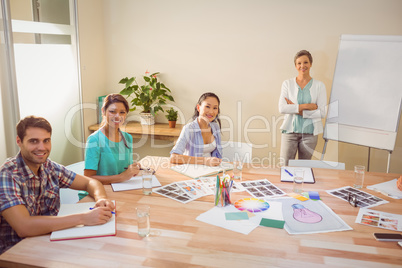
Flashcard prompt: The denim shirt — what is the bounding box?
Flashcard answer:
[170,118,222,158]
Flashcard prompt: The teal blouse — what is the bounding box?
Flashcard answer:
[85,130,133,176]
[283,79,314,134]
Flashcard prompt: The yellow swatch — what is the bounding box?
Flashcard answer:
[288,192,309,201]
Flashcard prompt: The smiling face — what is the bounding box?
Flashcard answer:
[197,96,219,123]
[295,55,312,76]
[17,127,51,173]
[103,102,128,129]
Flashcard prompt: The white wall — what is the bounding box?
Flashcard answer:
[78,0,402,173]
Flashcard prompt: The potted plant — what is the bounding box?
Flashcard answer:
[165,107,178,128]
[119,71,174,125]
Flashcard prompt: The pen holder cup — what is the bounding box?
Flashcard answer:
[214,178,232,207]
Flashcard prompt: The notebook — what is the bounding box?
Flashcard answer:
[170,162,233,179]
[280,166,315,183]
[50,201,116,241]
[111,175,161,192]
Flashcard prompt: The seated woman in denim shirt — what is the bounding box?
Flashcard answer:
[170,92,222,166]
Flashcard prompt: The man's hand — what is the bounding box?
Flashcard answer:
[82,207,114,226]
[94,198,115,211]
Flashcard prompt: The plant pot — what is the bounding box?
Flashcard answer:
[140,112,155,125]
[168,121,176,128]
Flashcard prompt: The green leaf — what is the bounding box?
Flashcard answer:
[143,76,150,82]
[119,77,127,84]
[119,88,132,96]
[126,77,135,87]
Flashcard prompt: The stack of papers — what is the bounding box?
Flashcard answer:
[196,201,284,235]
[367,179,402,199]
[170,162,233,179]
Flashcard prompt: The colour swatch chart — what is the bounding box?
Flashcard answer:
[355,208,402,231]
[326,186,388,208]
[234,198,270,213]
[239,179,286,198]
[196,177,245,194]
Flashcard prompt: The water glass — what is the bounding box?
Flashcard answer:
[293,168,304,193]
[142,168,153,195]
[233,161,243,180]
[354,165,365,189]
[136,205,150,237]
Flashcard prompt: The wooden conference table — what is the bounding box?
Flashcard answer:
[1,157,401,267]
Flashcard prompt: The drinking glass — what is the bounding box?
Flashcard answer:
[293,169,304,193]
[136,205,150,237]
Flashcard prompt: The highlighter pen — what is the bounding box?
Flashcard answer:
[284,169,293,177]
[89,207,115,214]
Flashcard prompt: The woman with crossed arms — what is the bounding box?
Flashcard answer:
[278,50,327,166]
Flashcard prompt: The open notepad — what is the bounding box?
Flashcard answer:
[50,201,116,241]
[111,175,161,192]
[280,166,315,183]
[170,162,233,179]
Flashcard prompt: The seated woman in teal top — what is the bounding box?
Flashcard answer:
[84,94,141,184]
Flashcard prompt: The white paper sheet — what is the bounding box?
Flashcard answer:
[50,202,116,241]
[170,162,233,179]
[367,179,402,199]
[355,208,402,231]
[196,201,283,235]
[280,166,315,183]
[278,198,352,234]
[327,186,389,208]
[111,175,161,192]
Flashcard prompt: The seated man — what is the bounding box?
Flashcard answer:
[0,116,115,254]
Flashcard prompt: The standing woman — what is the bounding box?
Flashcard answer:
[278,50,327,166]
[84,94,141,184]
[170,92,222,166]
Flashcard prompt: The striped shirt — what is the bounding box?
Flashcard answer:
[0,152,76,254]
[170,118,222,158]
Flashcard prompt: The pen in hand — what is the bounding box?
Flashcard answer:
[89,207,115,214]
[125,167,155,174]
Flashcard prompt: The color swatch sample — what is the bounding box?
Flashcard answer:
[234,198,270,213]
[225,212,249,221]
[260,218,285,229]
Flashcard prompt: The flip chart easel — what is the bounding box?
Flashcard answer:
[321,35,402,172]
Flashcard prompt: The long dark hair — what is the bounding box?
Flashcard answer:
[192,92,221,128]
[100,93,129,128]
[100,94,130,148]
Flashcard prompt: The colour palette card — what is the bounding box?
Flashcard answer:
[327,186,388,208]
[234,198,270,213]
[239,179,286,198]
